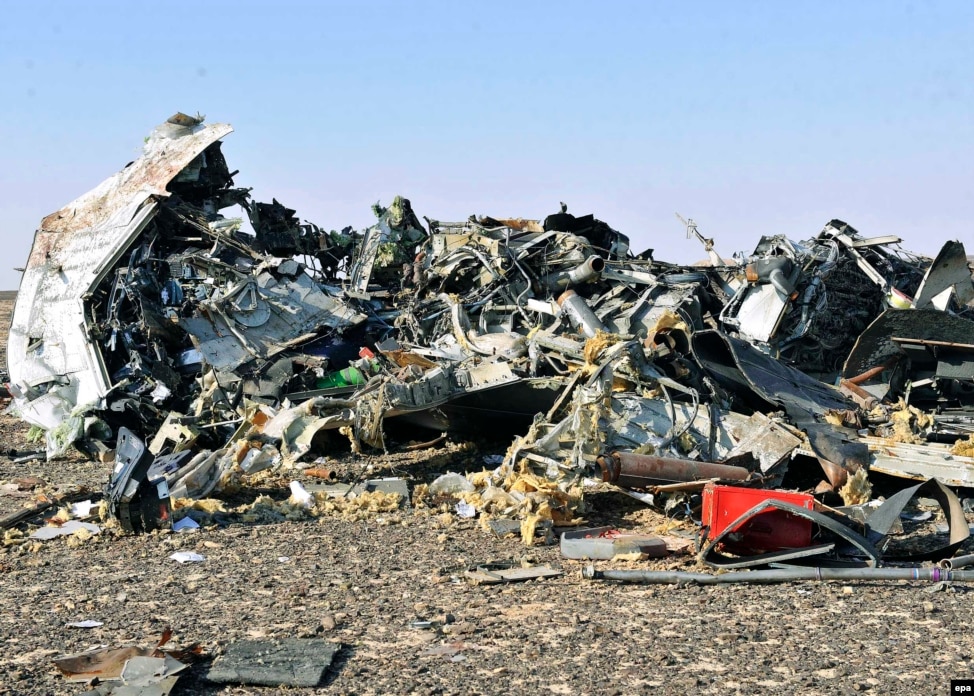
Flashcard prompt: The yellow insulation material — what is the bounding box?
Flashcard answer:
[950,435,974,458]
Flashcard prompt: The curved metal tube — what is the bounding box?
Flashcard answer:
[545,256,605,290]
[941,554,974,571]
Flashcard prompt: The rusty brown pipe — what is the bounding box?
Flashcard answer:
[304,468,338,481]
[845,360,896,385]
[838,379,878,410]
[597,451,750,488]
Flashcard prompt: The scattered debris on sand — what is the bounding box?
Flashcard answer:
[6,113,974,691]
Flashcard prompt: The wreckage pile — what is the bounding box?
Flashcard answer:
[8,113,974,571]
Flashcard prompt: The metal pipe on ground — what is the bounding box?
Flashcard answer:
[582,565,974,585]
[941,554,974,570]
[597,451,750,488]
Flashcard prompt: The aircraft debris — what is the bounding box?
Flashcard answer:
[8,114,974,571]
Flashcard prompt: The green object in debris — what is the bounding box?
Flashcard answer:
[316,366,368,389]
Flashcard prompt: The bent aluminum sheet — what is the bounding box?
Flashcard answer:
[912,240,974,310]
[180,272,366,371]
[8,119,233,429]
[862,435,974,487]
[691,329,853,418]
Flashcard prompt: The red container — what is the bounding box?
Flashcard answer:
[701,484,814,554]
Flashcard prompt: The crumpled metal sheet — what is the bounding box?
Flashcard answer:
[180,272,366,371]
[861,436,974,487]
[9,115,369,460]
[9,118,233,430]
[913,240,974,310]
[691,330,854,419]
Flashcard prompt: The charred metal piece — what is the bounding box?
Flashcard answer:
[106,427,171,534]
[842,307,974,410]
[692,330,854,418]
[719,221,930,377]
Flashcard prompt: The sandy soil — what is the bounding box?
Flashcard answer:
[1,295,973,696]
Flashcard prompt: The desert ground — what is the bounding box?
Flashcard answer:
[1,293,973,696]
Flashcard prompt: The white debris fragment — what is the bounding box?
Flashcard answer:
[429,472,475,496]
[69,500,95,518]
[150,383,172,404]
[624,490,655,506]
[172,517,200,532]
[31,520,101,540]
[455,500,477,518]
[66,620,103,628]
[169,551,205,563]
[288,481,314,508]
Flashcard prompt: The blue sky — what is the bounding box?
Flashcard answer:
[1,0,971,289]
